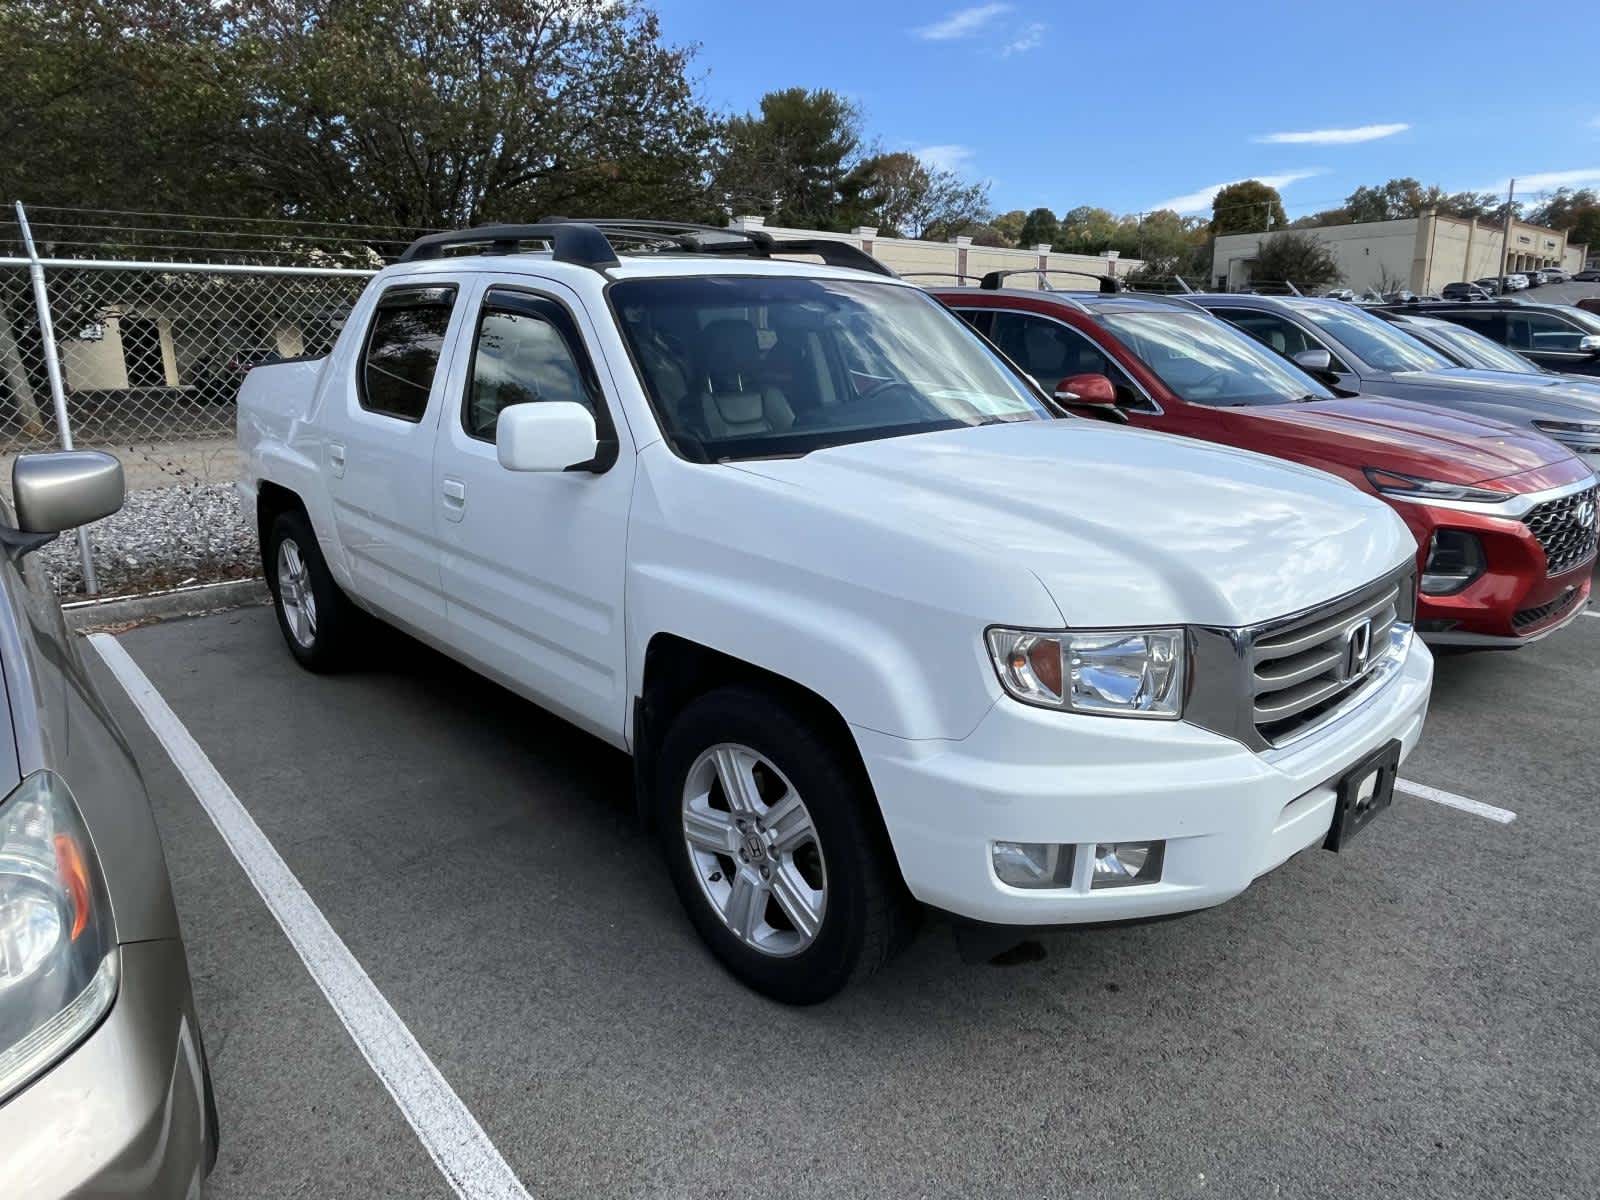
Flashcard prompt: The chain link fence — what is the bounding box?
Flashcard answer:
[0,261,371,457]
[0,211,380,597]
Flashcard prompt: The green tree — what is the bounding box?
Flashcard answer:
[1017,207,1060,247]
[1530,188,1600,249]
[1252,231,1341,290]
[1211,180,1286,235]
[234,0,716,228]
[1127,209,1210,283]
[990,210,1028,246]
[1,0,719,233]
[851,151,990,240]
[1055,206,1139,255]
[0,1,253,216]
[713,88,867,229]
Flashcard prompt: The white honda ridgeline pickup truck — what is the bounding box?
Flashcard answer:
[238,220,1433,1003]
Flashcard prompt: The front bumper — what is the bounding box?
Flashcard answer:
[0,940,213,1200]
[857,637,1433,926]
[1405,480,1596,646]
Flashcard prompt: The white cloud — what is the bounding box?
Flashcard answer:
[1254,122,1410,145]
[913,3,1011,40]
[912,144,976,173]
[1153,169,1328,216]
[1001,22,1045,55]
[1478,167,1600,194]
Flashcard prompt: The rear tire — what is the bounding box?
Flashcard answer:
[266,509,360,672]
[654,685,915,1004]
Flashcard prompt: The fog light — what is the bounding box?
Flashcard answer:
[992,841,1074,889]
[1421,529,1485,595]
[1091,841,1165,889]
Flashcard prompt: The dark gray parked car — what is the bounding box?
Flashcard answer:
[0,452,217,1197]
[1373,300,1600,378]
[1188,293,1600,472]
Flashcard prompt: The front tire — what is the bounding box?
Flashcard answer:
[655,686,914,1004]
[266,509,359,672]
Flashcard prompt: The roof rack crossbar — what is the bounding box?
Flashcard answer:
[397,222,620,268]
[979,268,1121,294]
[900,272,986,285]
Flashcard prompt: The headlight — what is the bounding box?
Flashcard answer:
[0,772,117,1103]
[1362,468,1512,505]
[986,627,1185,718]
[1532,419,1600,448]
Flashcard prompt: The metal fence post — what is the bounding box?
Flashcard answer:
[14,201,98,595]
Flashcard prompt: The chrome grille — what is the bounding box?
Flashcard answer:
[1247,569,1410,747]
[1523,484,1599,577]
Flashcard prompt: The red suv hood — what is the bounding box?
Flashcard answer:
[1229,396,1579,490]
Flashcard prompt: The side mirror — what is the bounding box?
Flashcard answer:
[1292,348,1334,374]
[1578,335,1600,354]
[495,401,599,472]
[13,451,124,535]
[1053,373,1118,407]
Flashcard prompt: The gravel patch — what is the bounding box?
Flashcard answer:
[41,482,259,596]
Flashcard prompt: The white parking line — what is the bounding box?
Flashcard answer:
[89,634,532,1200]
[1396,778,1516,824]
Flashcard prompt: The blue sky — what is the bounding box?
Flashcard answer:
[655,0,1600,219]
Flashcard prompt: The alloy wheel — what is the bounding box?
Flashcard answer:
[681,743,828,957]
[276,537,318,649]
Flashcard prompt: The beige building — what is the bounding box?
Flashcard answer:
[728,216,1142,289]
[1213,211,1588,295]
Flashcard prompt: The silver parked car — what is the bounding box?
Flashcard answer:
[0,452,217,1197]
[1189,293,1600,470]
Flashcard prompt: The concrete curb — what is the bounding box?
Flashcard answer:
[64,578,270,631]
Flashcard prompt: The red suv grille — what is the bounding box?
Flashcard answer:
[1523,485,1599,577]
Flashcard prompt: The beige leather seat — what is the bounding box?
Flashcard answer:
[694,319,795,438]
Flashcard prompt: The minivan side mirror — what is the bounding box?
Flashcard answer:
[1292,348,1334,374]
[495,401,600,472]
[1578,334,1600,355]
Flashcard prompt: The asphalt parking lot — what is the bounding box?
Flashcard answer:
[85,592,1600,1200]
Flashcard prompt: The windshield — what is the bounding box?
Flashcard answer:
[1098,311,1335,407]
[1292,302,1452,372]
[611,276,1049,461]
[1420,322,1542,374]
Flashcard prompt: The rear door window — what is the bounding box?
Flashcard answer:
[359,285,459,422]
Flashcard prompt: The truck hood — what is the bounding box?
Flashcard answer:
[1232,396,1576,488]
[730,420,1412,628]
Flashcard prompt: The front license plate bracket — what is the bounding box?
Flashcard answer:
[1323,739,1401,852]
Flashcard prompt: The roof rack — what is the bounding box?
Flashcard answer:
[900,272,986,285]
[397,222,620,267]
[979,268,1121,294]
[396,218,897,277]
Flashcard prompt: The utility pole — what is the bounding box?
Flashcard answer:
[1499,178,1516,280]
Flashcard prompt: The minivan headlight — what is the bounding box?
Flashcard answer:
[0,772,117,1103]
[986,627,1185,718]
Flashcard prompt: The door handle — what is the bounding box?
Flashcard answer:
[441,477,466,523]
[328,442,346,477]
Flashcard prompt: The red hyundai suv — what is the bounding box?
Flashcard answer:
[932,283,1598,647]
